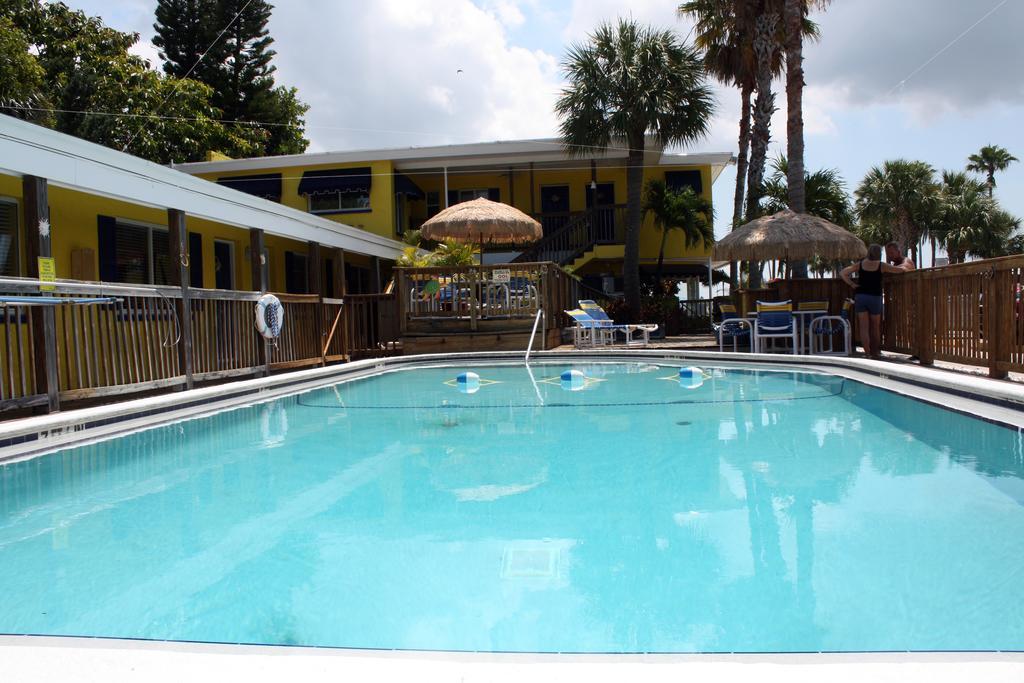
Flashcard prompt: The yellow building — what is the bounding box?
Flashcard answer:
[176,139,733,294]
[0,114,406,297]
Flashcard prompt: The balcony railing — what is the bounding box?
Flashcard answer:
[515,205,627,265]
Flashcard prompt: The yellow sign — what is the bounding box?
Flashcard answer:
[38,257,56,292]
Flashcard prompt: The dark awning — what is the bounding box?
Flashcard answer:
[665,170,703,195]
[298,167,372,195]
[217,173,282,201]
[394,173,424,199]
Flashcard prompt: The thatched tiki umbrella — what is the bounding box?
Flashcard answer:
[713,209,866,263]
[419,197,542,260]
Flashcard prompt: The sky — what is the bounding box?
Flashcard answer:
[69,0,1024,265]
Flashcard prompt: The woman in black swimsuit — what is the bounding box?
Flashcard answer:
[840,243,905,359]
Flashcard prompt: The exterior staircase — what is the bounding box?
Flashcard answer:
[513,205,626,267]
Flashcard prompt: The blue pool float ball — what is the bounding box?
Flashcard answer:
[560,369,586,391]
[679,366,703,379]
[456,371,480,394]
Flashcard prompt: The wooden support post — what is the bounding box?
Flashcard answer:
[529,162,536,215]
[370,256,382,293]
[249,228,268,375]
[250,228,268,292]
[396,267,408,336]
[469,268,479,333]
[540,266,548,350]
[23,175,59,412]
[508,166,515,208]
[335,248,349,361]
[917,272,935,366]
[308,241,325,367]
[988,268,1008,379]
[168,209,194,389]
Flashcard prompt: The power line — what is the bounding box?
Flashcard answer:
[122,0,256,151]
[1,104,682,158]
[886,0,1007,96]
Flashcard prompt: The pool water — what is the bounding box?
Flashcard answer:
[1,362,1023,653]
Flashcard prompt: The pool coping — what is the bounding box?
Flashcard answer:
[1,635,1022,682]
[0,349,1021,463]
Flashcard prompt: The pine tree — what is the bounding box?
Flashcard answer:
[152,0,308,156]
[152,0,223,84]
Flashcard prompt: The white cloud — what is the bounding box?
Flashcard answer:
[265,0,562,152]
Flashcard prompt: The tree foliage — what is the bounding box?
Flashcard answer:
[966,144,1018,196]
[0,1,263,163]
[643,180,714,284]
[762,155,853,227]
[555,18,715,318]
[153,0,309,157]
[854,159,938,256]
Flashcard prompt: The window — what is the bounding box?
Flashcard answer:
[458,189,490,202]
[285,251,308,294]
[426,191,440,218]
[0,200,19,276]
[98,216,202,286]
[308,191,370,214]
[110,222,171,285]
[214,240,235,290]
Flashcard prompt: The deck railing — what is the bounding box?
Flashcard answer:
[396,262,579,333]
[0,277,398,413]
[736,255,1024,378]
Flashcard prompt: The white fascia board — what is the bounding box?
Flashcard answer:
[0,116,405,260]
[171,138,670,175]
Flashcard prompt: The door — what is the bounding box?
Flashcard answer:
[586,182,615,242]
[540,185,570,235]
[214,240,235,290]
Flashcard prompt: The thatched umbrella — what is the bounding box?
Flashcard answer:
[713,209,866,262]
[419,197,542,259]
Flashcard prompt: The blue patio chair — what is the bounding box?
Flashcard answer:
[565,308,613,348]
[714,303,751,352]
[809,299,853,355]
[753,300,797,354]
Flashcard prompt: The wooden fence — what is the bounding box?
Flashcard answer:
[880,255,1024,378]
[736,255,1024,378]
[0,277,398,413]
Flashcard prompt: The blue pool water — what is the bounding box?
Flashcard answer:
[1,362,1023,653]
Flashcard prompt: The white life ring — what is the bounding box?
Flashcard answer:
[255,294,284,340]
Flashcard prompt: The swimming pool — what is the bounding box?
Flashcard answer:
[1,360,1022,653]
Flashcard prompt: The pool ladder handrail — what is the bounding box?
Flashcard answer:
[525,308,544,364]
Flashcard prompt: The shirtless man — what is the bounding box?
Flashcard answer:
[885,242,916,271]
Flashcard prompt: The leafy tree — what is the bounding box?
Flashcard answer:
[152,0,309,157]
[930,171,994,264]
[556,19,714,319]
[1,1,241,164]
[762,155,852,227]
[643,180,715,284]
[966,144,1018,197]
[967,210,1021,260]
[0,16,50,125]
[855,159,938,263]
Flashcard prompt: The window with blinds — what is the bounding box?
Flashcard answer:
[99,217,200,286]
[0,201,18,277]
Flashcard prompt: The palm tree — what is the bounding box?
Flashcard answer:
[643,180,715,283]
[677,0,755,289]
[967,209,1021,260]
[782,0,828,278]
[762,155,852,227]
[930,171,995,264]
[854,160,938,264]
[966,144,1018,197]
[556,19,715,318]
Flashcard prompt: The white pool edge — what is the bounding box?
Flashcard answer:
[2,635,1023,683]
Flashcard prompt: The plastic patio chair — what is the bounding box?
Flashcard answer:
[565,308,618,348]
[714,303,751,352]
[809,299,853,355]
[753,300,797,354]
[578,300,659,348]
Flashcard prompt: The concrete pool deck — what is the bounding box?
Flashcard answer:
[2,636,1023,682]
